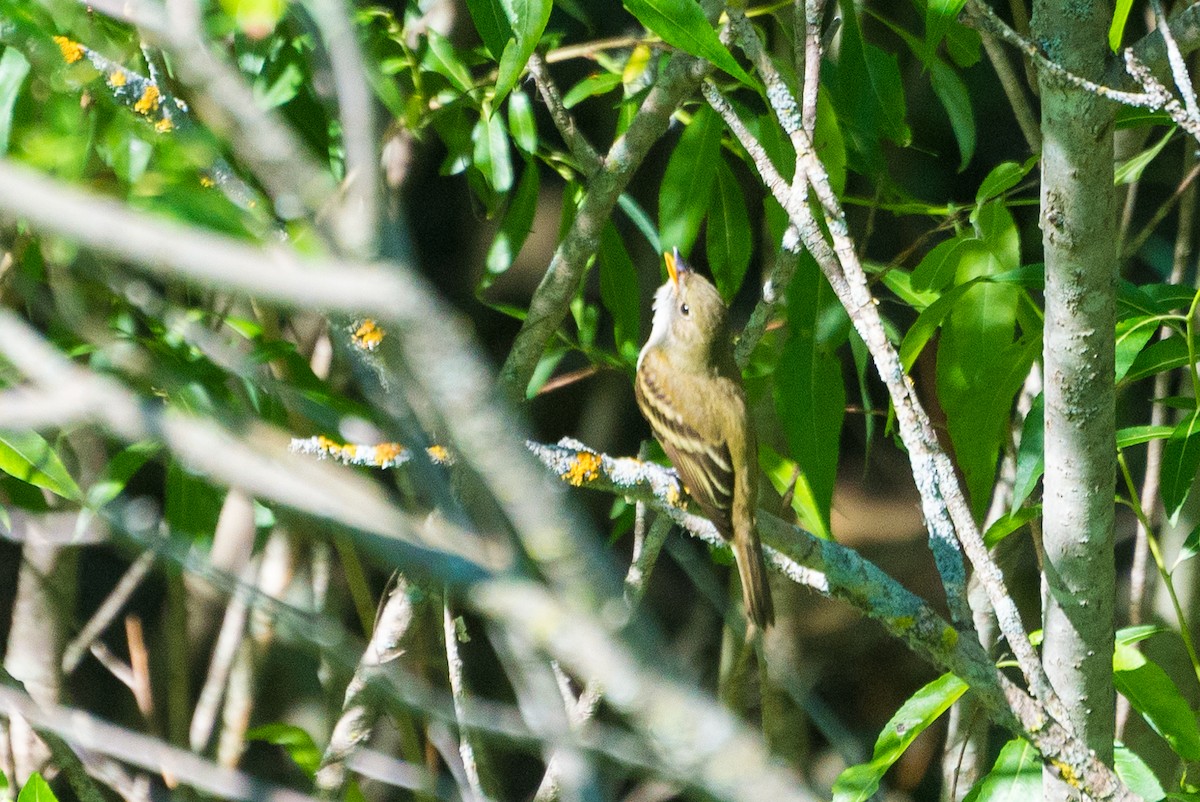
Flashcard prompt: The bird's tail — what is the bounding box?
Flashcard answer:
[734,528,775,629]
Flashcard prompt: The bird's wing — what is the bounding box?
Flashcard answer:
[635,360,736,538]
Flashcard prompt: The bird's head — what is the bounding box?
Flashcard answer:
[642,249,729,370]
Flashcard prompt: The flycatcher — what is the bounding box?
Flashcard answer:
[635,249,774,628]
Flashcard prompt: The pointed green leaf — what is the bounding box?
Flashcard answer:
[494,0,552,103]
[1117,425,1175,448]
[659,104,721,255]
[425,31,474,94]
[16,773,57,802]
[598,222,641,362]
[930,60,974,171]
[983,506,1041,548]
[1110,0,1135,52]
[899,278,978,370]
[925,0,968,49]
[1115,317,1159,382]
[465,0,513,60]
[1011,392,1044,512]
[508,90,538,153]
[563,72,623,108]
[485,158,540,277]
[473,108,514,192]
[1116,128,1176,185]
[1123,335,1190,384]
[832,673,968,802]
[976,156,1038,205]
[912,236,978,292]
[1114,642,1200,761]
[775,257,844,532]
[1114,743,1165,802]
[0,430,81,501]
[1161,408,1200,524]
[963,739,1041,802]
[707,159,751,302]
[622,0,753,85]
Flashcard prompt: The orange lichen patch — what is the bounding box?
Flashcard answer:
[427,444,451,464]
[53,36,84,64]
[154,117,174,133]
[108,70,127,87]
[200,175,215,188]
[562,452,602,487]
[374,442,405,466]
[666,484,682,507]
[352,319,385,351]
[134,85,160,115]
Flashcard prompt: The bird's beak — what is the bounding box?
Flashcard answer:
[664,247,689,287]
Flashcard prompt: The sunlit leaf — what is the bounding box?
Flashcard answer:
[1115,128,1176,185]
[976,156,1038,205]
[16,773,57,802]
[563,72,623,109]
[0,430,81,501]
[622,0,753,85]
[963,739,1041,801]
[485,158,539,277]
[832,673,968,801]
[1114,641,1200,762]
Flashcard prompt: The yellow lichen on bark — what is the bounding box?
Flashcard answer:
[562,452,602,486]
[134,85,160,115]
[53,36,84,64]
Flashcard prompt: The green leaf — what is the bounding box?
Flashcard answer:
[507,90,538,153]
[983,506,1041,548]
[929,59,974,171]
[936,228,1027,517]
[1123,335,1190,384]
[494,0,552,103]
[1114,641,1200,761]
[976,155,1038,205]
[707,159,751,302]
[621,0,753,85]
[1114,743,1165,802]
[813,89,847,195]
[925,0,969,48]
[219,0,285,37]
[16,773,57,802]
[775,256,845,533]
[1011,392,1044,512]
[165,460,225,539]
[1174,522,1200,571]
[563,72,623,108]
[1161,407,1200,525]
[77,441,161,536]
[598,222,641,363]
[465,0,514,60]
[963,739,1041,802]
[0,48,30,156]
[1117,425,1175,448]
[945,20,981,67]
[425,31,475,94]
[832,673,968,802]
[1110,0,1135,51]
[912,235,979,292]
[1117,624,1167,647]
[0,430,81,501]
[1116,128,1176,185]
[473,108,514,193]
[899,278,978,369]
[1115,317,1159,382]
[247,724,322,775]
[485,159,540,277]
[833,0,910,172]
[658,104,722,255]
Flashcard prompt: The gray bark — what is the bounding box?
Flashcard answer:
[1033,0,1119,795]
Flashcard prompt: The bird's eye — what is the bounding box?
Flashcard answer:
[680,303,690,316]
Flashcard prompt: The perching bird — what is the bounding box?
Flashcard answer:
[635,249,774,628]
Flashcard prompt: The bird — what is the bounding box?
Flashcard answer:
[635,249,774,628]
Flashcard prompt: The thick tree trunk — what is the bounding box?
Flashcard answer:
[1033,0,1118,795]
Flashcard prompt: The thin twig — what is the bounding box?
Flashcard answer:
[443,602,492,802]
[62,549,157,673]
[527,54,602,174]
